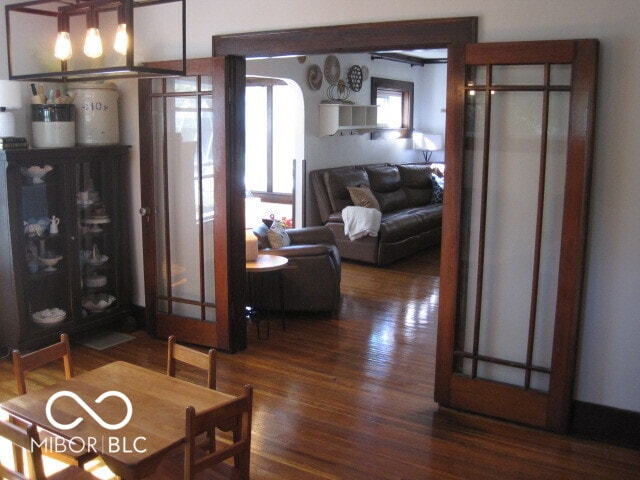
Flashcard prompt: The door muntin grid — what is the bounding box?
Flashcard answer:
[456,64,570,392]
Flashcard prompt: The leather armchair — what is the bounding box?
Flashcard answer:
[250,224,341,313]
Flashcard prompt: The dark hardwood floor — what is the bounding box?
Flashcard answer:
[1,247,638,479]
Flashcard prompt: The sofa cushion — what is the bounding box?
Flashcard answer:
[431,175,444,204]
[322,168,370,213]
[398,164,434,207]
[267,223,291,248]
[347,186,380,210]
[364,164,409,213]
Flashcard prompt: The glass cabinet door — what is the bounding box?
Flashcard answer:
[75,159,120,319]
[20,162,72,332]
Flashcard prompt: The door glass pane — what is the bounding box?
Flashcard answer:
[477,90,542,385]
[21,163,72,329]
[167,95,201,307]
[201,96,215,303]
[458,66,570,392]
[492,65,544,85]
[151,79,215,321]
[550,65,571,86]
[152,97,167,299]
[531,90,570,389]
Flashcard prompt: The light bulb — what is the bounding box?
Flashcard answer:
[114,23,128,55]
[54,31,72,61]
[84,27,103,58]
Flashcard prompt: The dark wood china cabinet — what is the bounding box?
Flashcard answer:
[0,146,133,351]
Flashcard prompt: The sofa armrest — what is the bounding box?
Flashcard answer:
[287,226,336,246]
[263,244,334,258]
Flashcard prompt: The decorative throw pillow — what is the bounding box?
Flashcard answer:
[347,186,380,210]
[267,223,291,248]
[431,175,444,204]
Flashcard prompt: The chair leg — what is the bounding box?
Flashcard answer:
[9,416,25,475]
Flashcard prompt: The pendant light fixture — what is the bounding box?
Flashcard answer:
[83,5,103,59]
[53,12,72,61]
[5,0,186,81]
[113,3,128,55]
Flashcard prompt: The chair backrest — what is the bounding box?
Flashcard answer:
[184,384,253,480]
[12,333,74,396]
[167,335,216,389]
[0,418,46,480]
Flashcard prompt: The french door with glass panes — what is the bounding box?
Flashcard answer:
[139,69,232,350]
[435,40,598,432]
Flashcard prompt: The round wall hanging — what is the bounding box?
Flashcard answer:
[324,55,340,86]
[347,65,363,92]
[361,65,370,81]
[308,64,323,91]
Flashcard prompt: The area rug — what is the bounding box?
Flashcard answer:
[77,331,135,350]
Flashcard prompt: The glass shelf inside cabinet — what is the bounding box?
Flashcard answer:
[77,164,118,316]
[20,163,71,331]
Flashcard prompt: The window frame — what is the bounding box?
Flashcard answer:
[370,77,414,140]
[245,77,293,204]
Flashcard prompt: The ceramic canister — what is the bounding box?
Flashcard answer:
[31,104,75,148]
[71,82,120,145]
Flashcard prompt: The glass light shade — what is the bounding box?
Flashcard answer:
[54,31,72,61]
[114,23,128,55]
[84,28,103,58]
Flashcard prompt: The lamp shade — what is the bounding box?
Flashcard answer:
[0,80,23,109]
[412,132,444,152]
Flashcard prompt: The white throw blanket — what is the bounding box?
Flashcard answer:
[342,206,382,241]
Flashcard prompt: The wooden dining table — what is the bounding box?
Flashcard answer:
[0,361,235,479]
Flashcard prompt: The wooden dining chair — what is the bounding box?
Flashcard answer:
[0,417,96,480]
[11,333,97,470]
[167,335,217,389]
[155,384,253,480]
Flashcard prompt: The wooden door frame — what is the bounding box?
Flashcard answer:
[211,17,478,352]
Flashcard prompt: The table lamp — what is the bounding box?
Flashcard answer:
[412,132,444,162]
[0,80,23,137]
[245,196,262,261]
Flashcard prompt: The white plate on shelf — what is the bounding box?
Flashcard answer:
[83,294,116,312]
[77,200,94,207]
[33,308,66,327]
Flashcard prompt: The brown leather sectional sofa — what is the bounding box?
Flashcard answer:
[310,163,443,265]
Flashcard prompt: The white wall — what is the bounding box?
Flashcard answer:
[2,0,639,414]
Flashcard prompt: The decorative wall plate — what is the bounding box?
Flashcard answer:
[361,65,370,81]
[324,55,340,86]
[308,64,323,90]
[347,65,363,92]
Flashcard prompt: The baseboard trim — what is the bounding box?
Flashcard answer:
[571,400,640,449]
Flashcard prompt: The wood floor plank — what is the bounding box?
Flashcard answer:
[0,248,638,479]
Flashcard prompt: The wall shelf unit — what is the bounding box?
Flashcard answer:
[318,103,379,136]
